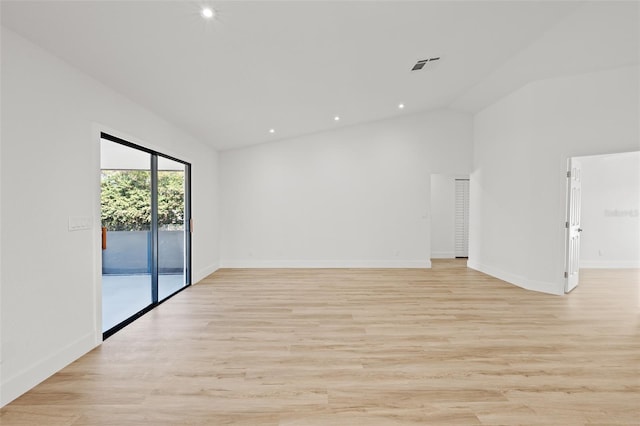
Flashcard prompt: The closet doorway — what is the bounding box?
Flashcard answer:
[454,179,470,258]
[430,175,470,259]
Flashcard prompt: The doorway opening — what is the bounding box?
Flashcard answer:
[100,133,192,338]
[430,175,470,260]
[564,151,639,293]
[454,178,470,258]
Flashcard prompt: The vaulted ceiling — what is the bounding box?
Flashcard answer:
[1,1,638,150]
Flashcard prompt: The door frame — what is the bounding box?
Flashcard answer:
[100,132,192,339]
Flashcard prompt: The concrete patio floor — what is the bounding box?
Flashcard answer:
[102,274,186,332]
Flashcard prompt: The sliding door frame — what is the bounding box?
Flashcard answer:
[101,132,192,339]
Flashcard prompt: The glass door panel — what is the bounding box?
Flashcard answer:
[157,156,188,300]
[100,139,153,332]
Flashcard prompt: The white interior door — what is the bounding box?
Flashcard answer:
[455,179,470,258]
[565,158,582,293]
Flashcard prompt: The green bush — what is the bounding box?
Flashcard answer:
[101,170,185,231]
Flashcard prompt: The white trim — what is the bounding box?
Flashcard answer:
[193,262,220,283]
[92,123,103,344]
[431,251,455,259]
[580,260,640,269]
[220,259,432,269]
[467,260,563,295]
[1,332,97,407]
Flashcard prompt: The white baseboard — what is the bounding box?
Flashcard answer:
[1,331,97,407]
[580,260,640,269]
[431,252,455,259]
[220,259,432,268]
[467,260,563,296]
[193,262,220,283]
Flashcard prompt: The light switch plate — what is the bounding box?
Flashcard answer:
[69,216,93,231]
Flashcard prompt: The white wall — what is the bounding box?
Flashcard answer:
[469,65,639,295]
[0,28,219,406]
[579,152,640,268]
[220,110,473,267]
[430,175,456,258]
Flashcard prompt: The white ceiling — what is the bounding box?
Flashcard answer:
[1,1,638,150]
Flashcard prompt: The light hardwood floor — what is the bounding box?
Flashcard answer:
[1,260,639,425]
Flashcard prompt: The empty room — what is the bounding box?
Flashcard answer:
[1,1,638,424]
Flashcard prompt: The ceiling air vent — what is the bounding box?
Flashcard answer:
[411,57,440,71]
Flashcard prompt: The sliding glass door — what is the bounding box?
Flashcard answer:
[100,141,153,332]
[158,156,190,300]
[100,133,191,338]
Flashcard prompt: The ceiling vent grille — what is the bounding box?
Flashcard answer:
[411,57,440,71]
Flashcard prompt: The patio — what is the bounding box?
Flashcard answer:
[102,273,186,332]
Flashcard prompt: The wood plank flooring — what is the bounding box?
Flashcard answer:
[2,260,639,425]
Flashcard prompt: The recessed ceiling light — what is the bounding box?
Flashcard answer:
[398,103,405,109]
[201,7,215,19]
[334,116,340,121]
[269,128,275,134]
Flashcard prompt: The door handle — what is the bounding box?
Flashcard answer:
[102,227,107,250]
[577,228,583,232]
